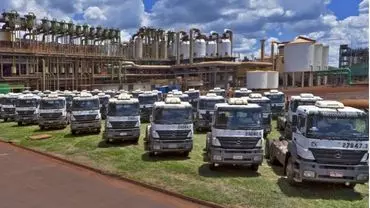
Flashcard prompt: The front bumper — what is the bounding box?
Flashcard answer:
[104,128,140,140]
[208,147,263,164]
[149,139,193,152]
[71,120,101,131]
[16,115,38,123]
[2,113,16,120]
[294,158,369,183]
[39,117,68,127]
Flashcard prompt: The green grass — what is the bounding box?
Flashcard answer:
[0,121,368,208]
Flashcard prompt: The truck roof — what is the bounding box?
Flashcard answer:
[215,102,262,109]
[297,100,366,116]
[18,94,40,100]
[291,93,322,101]
[154,97,192,109]
[138,92,157,97]
[73,94,99,100]
[109,98,139,104]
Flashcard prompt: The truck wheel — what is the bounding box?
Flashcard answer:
[286,157,298,186]
[133,137,139,144]
[183,151,190,157]
[209,163,217,170]
[251,164,259,172]
[40,125,45,130]
[148,151,155,157]
[17,121,22,126]
[344,183,356,189]
[71,130,77,135]
[96,129,101,134]
[3,118,7,122]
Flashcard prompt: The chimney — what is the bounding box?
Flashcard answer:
[260,39,265,62]
[271,41,275,70]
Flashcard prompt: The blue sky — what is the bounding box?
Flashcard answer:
[1,0,368,66]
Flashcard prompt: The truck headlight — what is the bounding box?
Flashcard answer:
[299,148,315,160]
[95,114,101,120]
[187,131,193,138]
[212,137,221,147]
[15,111,18,115]
[71,115,76,121]
[198,113,203,119]
[106,122,112,128]
[152,130,160,138]
[62,111,67,117]
[303,171,315,178]
[135,121,140,127]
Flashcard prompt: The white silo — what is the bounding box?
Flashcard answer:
[266,71,279,89]
[321,46,329,70]
[313,43,323,71]
[181,40,190,59]
[206,39,217,57]
[246,71,268,89]
[134,36,143,59]
[284,37,315,72]
[219,38,232,57]
[194,37,206,58]
[160,39,167,59]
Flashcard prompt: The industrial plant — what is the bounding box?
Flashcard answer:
[0,10,353,92]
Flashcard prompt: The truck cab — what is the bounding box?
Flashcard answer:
[195,93,225,131]
[210,87,226,98]
[138,91,158,122]
[245,93,272,136]
[144,97,193,157]
[91,89,102,96]
[70,93,101,135]
[205,98,264,171]
[267,100,369,188]
[131,89,143,99]
[184,89,200,111]
[172,91,190,103]
[264,89,285,118]
[97,93,111,120]
[278,93,322,139]
[234,88,252,98]
[38,93,68,130]
[103,94,140,143]
[2,93,19,122]
[152,90,163,101]
[0,94,5,119]
[104,90,116,99]
[15,93,40,126]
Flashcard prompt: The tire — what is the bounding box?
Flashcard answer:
[183,151,190,157]
[71,130,77,135]
[251,164,259,172]
[286,157,298,186]
[17,121,22,126]
[40,125,45,130]
[4,118,8,122]
[133,137,139,144]
[344,183,356,189]
[148,151,155,157]
[96,129,101,134]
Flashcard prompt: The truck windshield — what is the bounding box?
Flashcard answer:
[139,96,157,105]
[72,99,100,111]
[249,101,271,112]
[16,99,38,107]
[99,97,109,105]
[214,108,262,130]
[266,94,285,103]
[179,96,190,102]
[40,99,65,109]
[154,108,193,124]
[186,92,200,100]
[4,98,16,105]
[307,115,369,140]
[234,92,249,98]
[199,99,224,110]
[108,103,140,116]
[291,100,317,112]
[214,91,225,97]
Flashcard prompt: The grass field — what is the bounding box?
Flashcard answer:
[0,121,368,208]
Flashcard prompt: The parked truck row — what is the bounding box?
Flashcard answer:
[0,87,367,189]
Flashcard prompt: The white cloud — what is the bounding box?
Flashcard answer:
[84,6,106,21]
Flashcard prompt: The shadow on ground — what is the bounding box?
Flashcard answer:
[97,140,138,148]
[141,152,190,162]
[198,164,261,178]
[277,177,365,201]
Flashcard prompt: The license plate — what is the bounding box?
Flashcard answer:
[233,155,243,160]
[342,142,368,149]
[329,171,343,178]
[120,132,127,136]
[168,144,178,148]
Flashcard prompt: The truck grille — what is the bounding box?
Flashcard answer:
[74,114,97,121]
[17,110,34,115]
[40,113,62,119]
[3,108,15,113]
[217,137,260,149]
[156,130,190,140]
[310,148,367,165]
[110,121,137,129]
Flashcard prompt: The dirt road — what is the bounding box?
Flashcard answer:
[0,142,207,208]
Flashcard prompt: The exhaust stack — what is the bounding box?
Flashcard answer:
[260,39,265,62]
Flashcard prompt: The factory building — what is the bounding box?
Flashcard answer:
[339,44,368,82]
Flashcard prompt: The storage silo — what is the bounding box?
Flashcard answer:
[266,71,279,89]
[134,36,143,59]
[160,39,167,59]
[321,46,329,70]
[246,71,268,89]
[206,39,217,57]
[219,38,232,57]
[181,40,190,59]
[313,43,323,71]
[194,37,206,58]
[284,37,315,72]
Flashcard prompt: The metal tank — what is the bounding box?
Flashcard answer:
[194,35,206,58]
[181,38,190,60]
[134,36,143,59]
[206,35,217,57]
[219,38,232,57]
[266,71,279,89]
[246,71,268,89]
[160,39,167,59]
[313,43,323,71]
[283,37,314,72]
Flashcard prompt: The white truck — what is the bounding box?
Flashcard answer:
[0,94,5,119]
[103,94,141,143]
[138,91,158,122]
[263,89,285,119]
[172,91,190,103]
[205,98,264,171]
[277,93,322,140]
[131,89,143,99]
[210,87,226,98]
[144,97,193,157]
[70,93,101,135]
[234,88,252,98]
[184,88,200,110]
[38,93,68,130]
[15,93,40,126]
[1,93,19,122]
[194,93,225,131]
[245,93,272,137]
[266,100,369,188]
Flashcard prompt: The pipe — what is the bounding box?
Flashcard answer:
[224,29,233,57]
[42,59,46,91]
[176,32,181,65]
[271,41,275,70]
[260,39,265,62]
